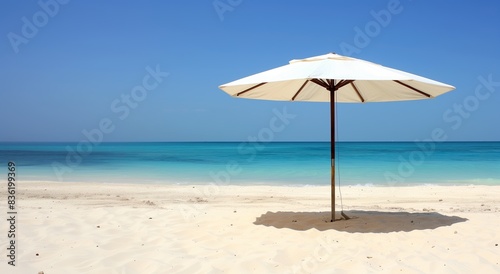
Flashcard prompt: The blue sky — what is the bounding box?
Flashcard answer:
[1,0,499,142]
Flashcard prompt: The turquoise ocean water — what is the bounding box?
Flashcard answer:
[1,142,499,186]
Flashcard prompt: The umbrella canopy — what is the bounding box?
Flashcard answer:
[218,53,455,221]
[220,53,454,102]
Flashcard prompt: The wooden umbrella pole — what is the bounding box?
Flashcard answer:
[330,83,336,222]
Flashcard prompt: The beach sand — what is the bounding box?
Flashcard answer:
[1,182,499,273]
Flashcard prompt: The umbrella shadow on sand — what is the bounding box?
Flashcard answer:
[253,210,468,233]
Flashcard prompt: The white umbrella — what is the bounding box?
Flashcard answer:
[218,53,455,221]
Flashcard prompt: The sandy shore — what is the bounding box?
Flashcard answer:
[1,182,499,273]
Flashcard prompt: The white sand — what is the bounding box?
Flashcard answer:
[1,182,499,273]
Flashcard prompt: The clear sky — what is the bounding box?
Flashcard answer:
[1,0,499,142]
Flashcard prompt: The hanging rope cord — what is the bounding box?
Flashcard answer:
[334,89,345,213]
